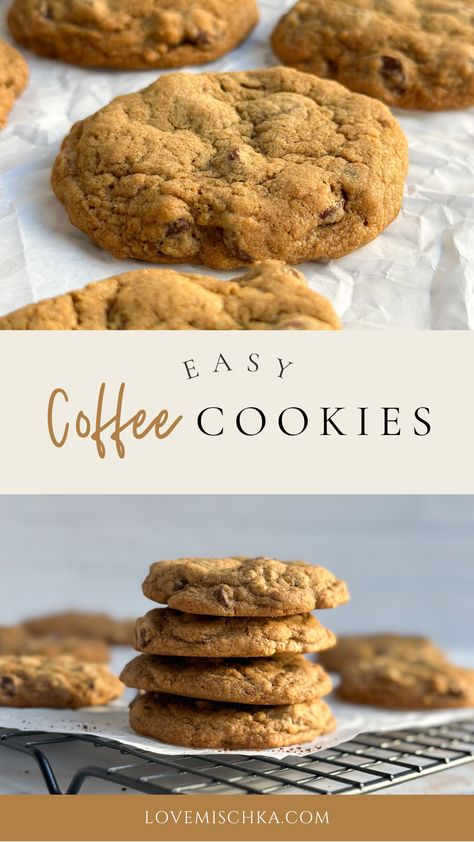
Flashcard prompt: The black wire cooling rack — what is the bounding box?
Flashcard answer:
[1,720,474,795]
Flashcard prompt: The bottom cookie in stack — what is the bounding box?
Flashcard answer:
[121,653,335,749]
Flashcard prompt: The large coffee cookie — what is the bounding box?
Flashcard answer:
[338,656,474,709]
[130,692,335,748]
[135,607,336,658]
[8,0,258,69]
[0,38,28,129]
[23,611,135,646]
[0,625,109,662]
[142,557,349,616]
[0,655,123,707]
[121,653,332,704]
[0,261,341,331]
[320,633,447,673]
[271,0,474,111]
[51,68,408,269]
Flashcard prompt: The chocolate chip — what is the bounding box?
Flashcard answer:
[231,245,252,263]
[166,218,191,236]
[172,578,188,592]
[214,585,231,607]
[137,628,151,648]
[0,676,15,697]
[326,59,338,75]
[380,55,406,94]
[194,30,213,47]
[228,148,241,162]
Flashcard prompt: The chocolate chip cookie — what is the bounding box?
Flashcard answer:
[142,557,350,616]
[135,607,336,658]
[0,261,341,331]
[23,611,135,646]
[0,625,109,662]
[8,0,258,69]
[121,653,332,705]
[320,633,447,673]
[338,656,474,709]
[51,67,408,269]
[0,37,28,129]
[0,655,123,707]
[130,691,335,748]
[271,0,474,110]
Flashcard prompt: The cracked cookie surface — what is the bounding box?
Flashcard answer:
[51,67,408,269]
[135,607,336,658]
[271,0,474,110]
[23,611,135,646]
[0,625,109,662]
[130,691,336,748]
[0,654,123,707]
[121,653,332,704]
[320,633,447,673]
[142,557,349,616]
[8,0,258,69]
[338,656,474,709]
[0,37,28,129]
[0,261,341,330]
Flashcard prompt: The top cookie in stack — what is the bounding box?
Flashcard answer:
[123,556,349,749]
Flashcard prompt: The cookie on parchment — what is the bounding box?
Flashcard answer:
[129,691,336,748]
[0,37,28,129]
[142,557,350,616]
[23,611,135,646]
[0,655,123,707]
[7,0,259,69]
[0,625,109,662]
[271,0,474,111]
[0,261,341,331]
[319,633,447,673]
[338,656,474,709]
[135,607,337,658]
[51,67,408,269]
[121,653,332,705]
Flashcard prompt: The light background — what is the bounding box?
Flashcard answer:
[0,495,472,647]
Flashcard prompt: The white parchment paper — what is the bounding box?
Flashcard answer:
[1,0,474,329]
[1,648,473,758]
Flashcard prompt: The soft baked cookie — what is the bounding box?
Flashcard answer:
[23,611,135,646]
[0,261,341,331]
[51,67,408,269]
[0,37,28,129]
[130,692,336,748]
[319,633,447,673]
[142,557,350,616]
[135,607,337,658]
[121,653,332,705]
[8,0,258,69]
[271,0,474,111]
[0,626,109,662]
[0,655,123,707]
[338,656,474,709]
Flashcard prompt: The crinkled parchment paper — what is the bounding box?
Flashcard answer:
[1,648,473,758]
[1,0,474,329]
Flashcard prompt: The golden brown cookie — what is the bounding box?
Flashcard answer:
[51,67,408,269]
[142,557,350,616]
[319,633,447,673]
[0,37,28,129]
[271,0,474,111]
[121,653,332,705]
[130,691,336,748]
[338,656,474,709]
[135,607,336,658]
[8,0,258,69]
[0,625,109,662]
[0,655,123,707]
[0,261,341,331]
[23,611,135,646]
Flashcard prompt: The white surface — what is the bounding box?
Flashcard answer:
[1,0,474,328]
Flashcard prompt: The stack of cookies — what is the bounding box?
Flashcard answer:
[121,556,349,750]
